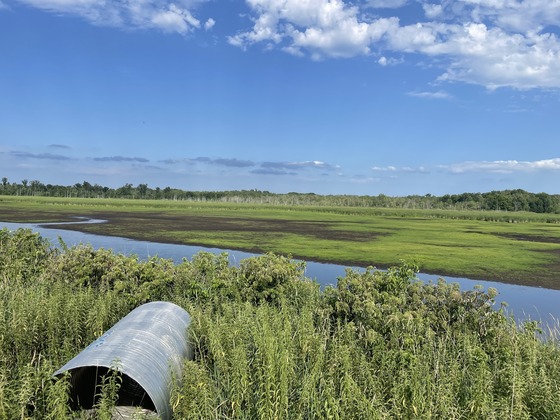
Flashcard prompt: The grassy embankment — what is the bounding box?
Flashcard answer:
[1,195,560,288]
[1,228,560,418]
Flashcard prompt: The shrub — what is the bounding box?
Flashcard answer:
[0,229,559,419]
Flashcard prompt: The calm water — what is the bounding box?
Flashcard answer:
[2,220,559,327]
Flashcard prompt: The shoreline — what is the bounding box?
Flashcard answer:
[5,218,557,291]
[1,202,559,291]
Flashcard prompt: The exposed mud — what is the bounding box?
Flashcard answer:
[494,233,560,244]
[2,209,382,246]
[3,208,560,289]
[65,212,382,242]
[468,229,560,245]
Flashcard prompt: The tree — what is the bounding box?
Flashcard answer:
[30,180,44,195]
[116,183,133,198]
[137,183,148,198]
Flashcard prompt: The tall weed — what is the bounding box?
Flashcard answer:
[1,228,560,418]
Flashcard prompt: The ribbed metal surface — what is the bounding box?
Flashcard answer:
[55,301,192,420]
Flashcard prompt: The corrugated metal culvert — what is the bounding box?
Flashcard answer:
[54,301,193,419]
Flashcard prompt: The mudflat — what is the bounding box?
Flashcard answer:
[2,196,560,289]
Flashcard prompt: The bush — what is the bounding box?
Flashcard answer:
[0,229,559,419]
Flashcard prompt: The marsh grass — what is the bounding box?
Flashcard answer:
[1,227,560,418]
[2,196,560,287]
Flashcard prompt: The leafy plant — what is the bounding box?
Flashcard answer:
[0,228,559,419]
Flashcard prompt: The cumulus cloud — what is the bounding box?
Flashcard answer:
[228,0,399,59]
[457,0,560,33]
[14,0,560,89]
[367,0,409,8]
[228,0,560,89]
[399,22,560,90]
[150,4,200,34]
[15,0,205,34]
[392,4,560,89]
[204,17,215,30]
[377,55,403,66]
[423,3,443,19]
[443,158,560,174]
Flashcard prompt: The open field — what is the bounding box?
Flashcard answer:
[2,195,560,289]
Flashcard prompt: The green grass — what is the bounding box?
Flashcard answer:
[1,195,560,288]
[1,229,560,418]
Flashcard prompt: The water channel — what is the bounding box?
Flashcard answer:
[1,220,559,328]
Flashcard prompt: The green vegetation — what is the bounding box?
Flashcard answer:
[1,227,560,419]
[1,196,560,288]
[1,177,559,213]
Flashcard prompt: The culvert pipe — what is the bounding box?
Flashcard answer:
[54,301,192,419]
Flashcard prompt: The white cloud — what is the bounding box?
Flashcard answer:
[15,0,206,34]
[151,4,200,33]
[367,0,409,8]
[228,0,399,59]
[436,25,560,89]
[228,0,560,90]
[372,165,397,171]
[14,0,560,90]
[423,3,443,19]
[443,158,560,174]
[261,160,340,171]
[458,0,560,33]
[407,90,453,99]
[0,1,9,9]
[372,165,429,173]
[402,166,429,173]
[386,22,444,52]
[204,17,215,30]
[378,55,403,66]
[380,19,560,89]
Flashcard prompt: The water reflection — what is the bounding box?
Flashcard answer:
[1,220,558,327]
[37,216,108,226]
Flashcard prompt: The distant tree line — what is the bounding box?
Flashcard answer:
[1,176,559,213]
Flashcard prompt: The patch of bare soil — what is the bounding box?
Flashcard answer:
[494,233,560,244]
[35,211,382,243]
[5,209,560,289]
[0,208,79,223]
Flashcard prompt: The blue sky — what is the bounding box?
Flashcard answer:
[1,0,559,196]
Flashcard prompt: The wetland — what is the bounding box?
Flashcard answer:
[2,195,560,289]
